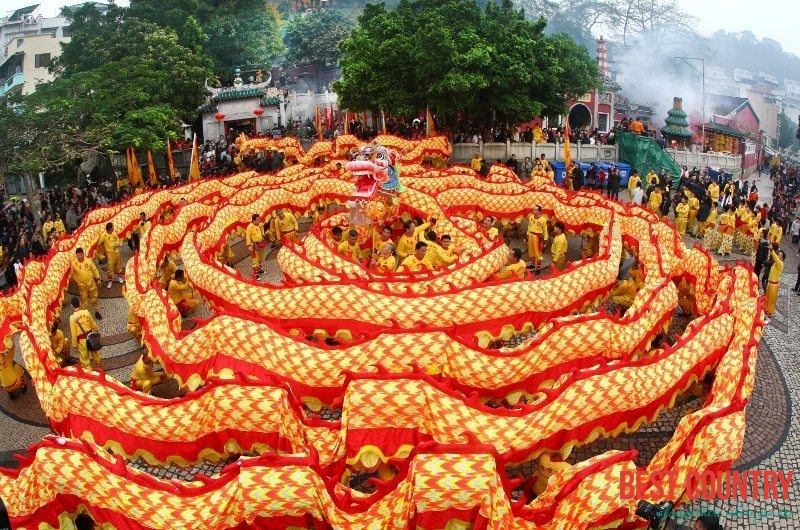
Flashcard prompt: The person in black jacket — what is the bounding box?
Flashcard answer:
[572,164,585,191]
[754,231,771,278]
[608,168,621,200]
[696,196,712,238]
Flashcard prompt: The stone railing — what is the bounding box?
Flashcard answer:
[664,148,743,176]
[451,142,618,164]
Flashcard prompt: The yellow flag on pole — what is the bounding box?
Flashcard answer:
[129,148,142,188]
[315,104,323,140]
[426,107,437,137]
[147,151,157,186]
[189,133,201,181]
[563,121,572,173]
[166,139,176,181]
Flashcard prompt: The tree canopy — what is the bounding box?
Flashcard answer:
[283,9,354,69]
[334,0,600,123]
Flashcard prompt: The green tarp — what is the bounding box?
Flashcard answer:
[616,131,682,188]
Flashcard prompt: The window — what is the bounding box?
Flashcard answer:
[62,26,71,38]
[16,38,23,47]
[598,113,609,132]
[35,53,51,68]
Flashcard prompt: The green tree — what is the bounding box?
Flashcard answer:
[200,0,284,77]
[334,0,599,123]
[284,9,354,72]
[778,113,799,149]
[48,3,210,150]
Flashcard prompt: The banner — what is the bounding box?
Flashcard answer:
[426,107,437,137]
[315,104,323,140]
[166,139,176,181]
[129,148,142,188]
[189,133,201,181]
[147,150,157,187]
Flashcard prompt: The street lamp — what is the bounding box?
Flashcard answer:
[674,57,705,151]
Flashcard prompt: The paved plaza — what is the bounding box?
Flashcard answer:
[0,170,797,529]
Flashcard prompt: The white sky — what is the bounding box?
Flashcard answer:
[4,0,799,57]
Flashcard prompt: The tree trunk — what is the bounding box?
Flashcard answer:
[22,173,41,228]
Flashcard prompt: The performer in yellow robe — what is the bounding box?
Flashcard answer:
[550,222,568,272]
[422,233,458,270]
[1,336,26,397]
[482,216,499,241]
[397,242,430,273]
[645,170,658,188]
[68,296,101,371]
[42,214,55,241]
[245,213,267,278]
[675,197,689,235]
[648,188,663,215]
[686,192,699,235]
[627,172,641,202]
[130,351,166,395]
[494,248,526,280]
[54,213,66,237]
[70,248,102,318]
[707,181,720,206]
[764,248,784,324]
[96,222,124,287]
[609,278,638,309]
[168,269,200,316]
[703,207,719,251]
[273,209,299,242]
[395,221,418,262]
[372,226,394,264]
[158,255,177,290]
[767,222,783,246]
[716,207,735,256]
[50,322,68,366]
[373,243,397,273]
[338,230,363,263]
[527,206,549,274]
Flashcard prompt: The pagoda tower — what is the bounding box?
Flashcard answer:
[661,97,694,146]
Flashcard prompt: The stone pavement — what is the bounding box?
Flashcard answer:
[0,182,797,529]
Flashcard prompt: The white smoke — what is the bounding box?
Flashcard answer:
[611,38,707,128]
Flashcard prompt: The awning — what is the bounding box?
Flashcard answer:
[762,145,776,156]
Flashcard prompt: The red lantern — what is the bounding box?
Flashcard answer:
[214,113,226,121]
[253,108,264,116]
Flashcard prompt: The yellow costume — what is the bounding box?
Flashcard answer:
[54,218,66,237]
[96,231,123,281]
[69,309,101,371]
[216,240,235,267]
[716,211,735,255]
[395,234,417,262]
[127,310,142,343]
[424,241,458,269]
[1,339,25,394]
[645,171,657,188]
[551,233,568,271]
[487,226,499,241]
[675,203,689,235]
[627,174,641,202]
[42,220,55,240]
[50,328,67,366]
[527,214,549,270]
[338,240,362,262]
[703,208,719,250]
[70,258,100,312]
[495,260,525,280]
[609,279,638,308]
[764,249,783,316]
[274,212,299,241]
[374,254,397,273]
[131,355,165,395]
[648,190,662,215]
[159,259,177,289]
[470,156,482,171]
[708,182,719,205]
[767,223,783,245]
[169,279,200,314]
[686,195,699,234]
[245,222,267,276]
[397,255,429,273]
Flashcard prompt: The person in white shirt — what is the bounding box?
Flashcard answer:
[790,217,800,244]
[631,181,645,205]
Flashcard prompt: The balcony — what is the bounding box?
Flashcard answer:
[0,71,24,96]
